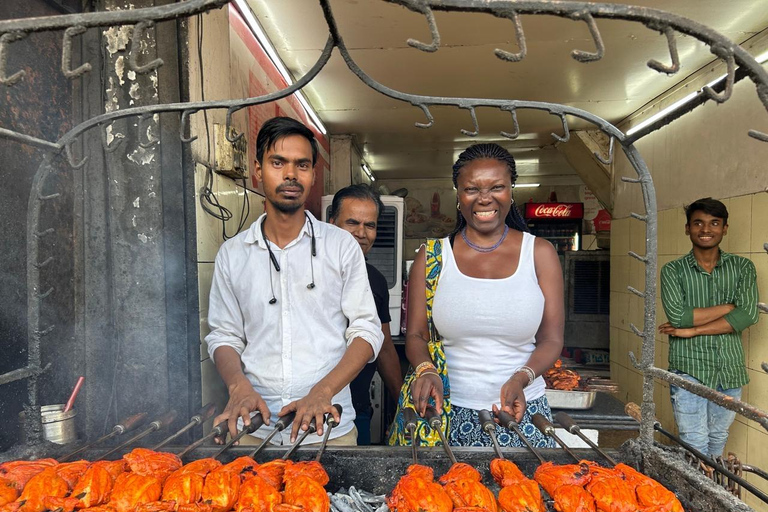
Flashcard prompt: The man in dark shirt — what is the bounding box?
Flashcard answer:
[329,184,403,444]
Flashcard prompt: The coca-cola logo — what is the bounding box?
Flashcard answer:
[534,204,573,217]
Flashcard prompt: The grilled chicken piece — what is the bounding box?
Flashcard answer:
[219,457,257,483]
[235,474,281,512]
[438,464,482,485]
[0,478,19,507]
[78,506,117,512]
[387,465,453,512]
[201,468,240,512]
[177,504,212,512]
[443,478,497,512]
[64,463,115,509]
[134,502,177,512]
[533,462,591,496]
[283,461,329,487]
[7,467,69,512]
[550,484,596,512]
[584,476,638,512]
[282,475,329,512]
[55,461,91,490]
[254,460,289,490]
[109,473,163,512]
[171,459,222,479]
[613,464,682,512]
[543,360,580,391]
[489,460,526,488]
[123,450,182,485]
[161,473,203,507]
[0,460,58,491]
[91,461,129,483]
[498,479,544,512]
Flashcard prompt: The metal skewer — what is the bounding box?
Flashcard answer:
[152,402,216,450]
[211,412,264,460]
[247,411,297,459]
[176,419,228,459]
[554,411,617,466]
[424,406,457,465]
[58,412,148,462]
[403,407,419,464]
[98,410,178,460]
[315,404,343,462]
[495,410,546,465]
[531,413,580,463]
[282,416,318,460]
[625,403,768,505]
[479,409,504,459]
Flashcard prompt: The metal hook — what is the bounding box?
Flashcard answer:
[747,129,768,142]
[64,140,88,169]
[128,21,164,74]
[225,107,245,143]
[570,12,604,63]
[0,31,27,86]
[494,10,527,63]
[180,109,199,143]
[61,26,92,79]
[407,2,440,53]
[550,112,570,143]
[414,104,434,129]
[703,48,735,104]
[594,136,615,165]
[138,114,158,148]
[460,107,479,137]
[500,107,520,139]
[100,123,124,153]
[647,26,680,75]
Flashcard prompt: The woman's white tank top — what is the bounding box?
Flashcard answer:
[431,231,547,410]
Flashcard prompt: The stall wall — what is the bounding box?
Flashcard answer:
[610,50,768,505]
[187,6,330,417]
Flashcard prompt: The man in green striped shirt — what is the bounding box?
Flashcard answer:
[659,197,758,458]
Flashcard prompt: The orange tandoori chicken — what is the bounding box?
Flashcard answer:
[489,459,526,488]
[387,464,453,512]
[282,474,329,512]
[497,479,545,512]
[2,467,69,512]
[123,450,182,484]
[582,463,638,512]
[201,467,240,512]
[162,458,222,508]
[254,460,289,491]
[109,473,163,512]
[543,360,580,391]
[613,464,683,512]
[533,462,591,497]
[234,474,281,512]
[436,464,496,512]
[549,484,596,512]
[0,459,58,491]
[283,461,329,487]
[0,478,19,507]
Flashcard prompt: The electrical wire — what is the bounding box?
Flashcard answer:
[196,12,251,241]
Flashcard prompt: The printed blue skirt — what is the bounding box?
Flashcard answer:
[447,395,556,448]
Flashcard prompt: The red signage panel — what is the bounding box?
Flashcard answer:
[524,202,584,219]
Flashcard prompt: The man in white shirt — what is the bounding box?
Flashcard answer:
[206,117,383,445]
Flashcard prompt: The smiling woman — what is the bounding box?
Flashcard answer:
[389,143,566,447]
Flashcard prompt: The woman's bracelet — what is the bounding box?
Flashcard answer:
[513,365,536,388]
[417,369,439,379]
[415,361,437,378]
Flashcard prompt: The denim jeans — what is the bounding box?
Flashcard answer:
[669,371,741,457]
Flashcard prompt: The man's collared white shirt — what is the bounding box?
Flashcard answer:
[205,212,383,444]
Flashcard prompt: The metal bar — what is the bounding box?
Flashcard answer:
[0,0,232,34]
[638,364,768,431]
[0,363,50,386]
[0,127,61,151]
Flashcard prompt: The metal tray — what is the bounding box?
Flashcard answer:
[545,389,597,409]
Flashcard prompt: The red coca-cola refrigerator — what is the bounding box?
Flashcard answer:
[524,202,584,254]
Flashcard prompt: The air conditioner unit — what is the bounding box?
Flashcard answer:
[321,195,404,330]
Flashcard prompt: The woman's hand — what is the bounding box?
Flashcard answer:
[410,373,443,416]
[498,373,528,423]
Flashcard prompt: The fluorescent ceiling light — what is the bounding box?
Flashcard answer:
[362,163,376,182]
[626,50,768,136]
[515,183,540,188]
[233,0,327,135]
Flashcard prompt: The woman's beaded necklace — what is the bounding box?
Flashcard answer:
[461,225,509,253]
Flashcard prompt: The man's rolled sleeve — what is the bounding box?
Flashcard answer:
[205,248,247,363]
[660,263,694,328]
[723,259,759,332]
[339,236,383,362]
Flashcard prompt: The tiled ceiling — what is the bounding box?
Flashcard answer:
[246,0,768,181]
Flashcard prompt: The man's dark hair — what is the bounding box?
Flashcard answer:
[685,197,729,225]
[451,143,528,235]
[329,183,385,221]
[255,116,318,166]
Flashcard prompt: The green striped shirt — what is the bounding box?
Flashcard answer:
[660,250,759,389]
